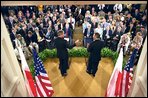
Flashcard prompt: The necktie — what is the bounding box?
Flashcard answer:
[87,28,90,37]
[48,32,51,39]
[61,24,63,30]
[66,28,68,37]
[70,18,72,24]
[103,24,105,30]
[37,32,41,41]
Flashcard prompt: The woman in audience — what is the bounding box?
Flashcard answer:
[34,27,46,52]
[117,33,130,56]
[107,14,113,24]
[119,21,126,34]
[85,10,92,24]
[110,20,117,33]
[16,34,32,59]
[130,32,143,51]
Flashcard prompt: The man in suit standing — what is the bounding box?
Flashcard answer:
[54,30,79,77]
[86,33,104,77]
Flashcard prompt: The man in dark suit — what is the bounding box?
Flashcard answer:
[125,13,132,27]
[63,21,73,46]
[110,26,123,51]
[54,30,79,77]
[10,28,16,49]
[102,26,113,47]
[132,9,141,21]
[86,33,104,77]
[125,22,136,40]
[27,31,39,53]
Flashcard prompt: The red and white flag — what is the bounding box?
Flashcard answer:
[18,47,37,97]
[105,48,123,97]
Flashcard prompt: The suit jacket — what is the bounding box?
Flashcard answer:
[4,18,12,29]
[126,17,132,27]
[28,33,38,44]
[63,23,73,30]
[63,27,72,37]
[132,13,141,21]
[87,40,104,61]
[111,31,123,43]
[140,19,147,26]
[39,30,45,38]
[103,30,112,40]
[125,26,136,34]
[10,32,16,42]
[10,32,16,49]
[53,29,58,37]
[18,29,27,39]
[45,31,55,40]
[81,7,86,16]
[54,37,76,59]
[84,28,94,38]
[58,23,63,30]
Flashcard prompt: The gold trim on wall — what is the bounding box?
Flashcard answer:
[1,1,147,6]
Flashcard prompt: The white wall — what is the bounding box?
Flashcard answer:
[127,37,147,97]
[1,14,29,97]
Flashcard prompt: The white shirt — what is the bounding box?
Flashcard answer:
[83,23,87,33]
[67,17,75,29]
[106,30,110,39]
[79,8,81,14]
[94,28,103,39]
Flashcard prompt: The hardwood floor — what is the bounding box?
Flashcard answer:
[44,57,114,97]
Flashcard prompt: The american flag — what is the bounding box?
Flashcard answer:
[18,47,37,97]
[33,49,54,97]
[121,48,138,97]
[105,48,123,97]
